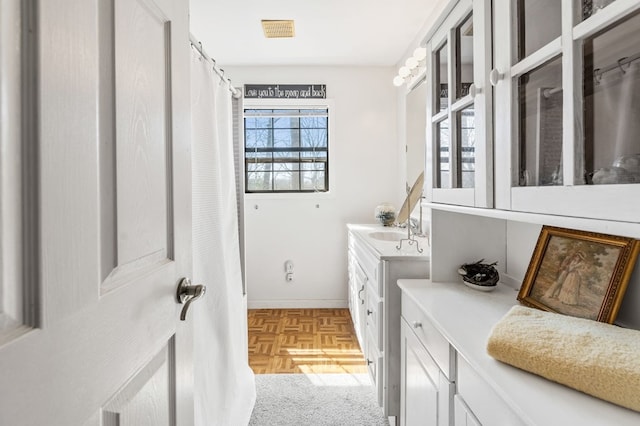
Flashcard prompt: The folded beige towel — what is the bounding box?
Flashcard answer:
[487,305,640,412]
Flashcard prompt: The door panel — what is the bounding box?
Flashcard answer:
[0,0,30,342]
[103,340,175,426]
[0,0,193,425]
[115,0,171,269]
[105,0,175,290]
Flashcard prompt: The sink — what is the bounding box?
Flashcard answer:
[368,231,406,242]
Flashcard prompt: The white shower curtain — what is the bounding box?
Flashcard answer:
[191,48,256,426]
[594,62,640,163]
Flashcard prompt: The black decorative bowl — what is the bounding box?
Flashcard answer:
[457,259,499,291]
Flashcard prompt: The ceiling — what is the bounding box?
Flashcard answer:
[189,0,444,67]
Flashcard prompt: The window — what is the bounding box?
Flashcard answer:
[244,108,329,193]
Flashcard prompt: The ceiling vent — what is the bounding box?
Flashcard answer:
[261,20,295,38]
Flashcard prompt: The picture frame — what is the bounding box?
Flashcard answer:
[517,226,640,323]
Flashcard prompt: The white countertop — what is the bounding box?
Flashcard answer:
[347,224,430,261]
[398,279,640,426]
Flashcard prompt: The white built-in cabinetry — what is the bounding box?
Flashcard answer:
[347,224,430,425]
[400,0,640,424]
[399,279,640,426]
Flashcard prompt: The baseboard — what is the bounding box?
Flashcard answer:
[247,299,348,309]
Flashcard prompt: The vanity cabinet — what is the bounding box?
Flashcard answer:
[398,279,640,426]
[347,224,430,425]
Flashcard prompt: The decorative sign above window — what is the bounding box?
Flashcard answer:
[244,84,326,99]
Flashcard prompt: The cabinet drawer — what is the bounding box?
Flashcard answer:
[456,355,525,426]
[366,286,383,351]
[353,240,382,296]
[401,293,455,380]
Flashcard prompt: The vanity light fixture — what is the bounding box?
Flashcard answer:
[413,47,427,61]
[392,46,427,87]
[405,56,419,70]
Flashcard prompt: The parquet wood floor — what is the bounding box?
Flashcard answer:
[248,308,368,374]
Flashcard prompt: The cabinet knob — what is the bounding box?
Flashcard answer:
[412,321,422,329]
[489,68,504,86]
[468,83,478,98]
[367,309,373,316]
[366,359,373,365]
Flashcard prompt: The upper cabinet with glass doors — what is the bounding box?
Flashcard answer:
[425,0,493,208]
[493,0,640,222]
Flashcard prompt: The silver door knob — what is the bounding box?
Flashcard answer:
[176,278,206,321]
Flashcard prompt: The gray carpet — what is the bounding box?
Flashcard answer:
[249,373,389,426]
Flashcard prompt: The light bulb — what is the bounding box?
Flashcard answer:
[398,66,410,78]
[413,47,427,62]
[405,57,419,70]
[393,75,405,87]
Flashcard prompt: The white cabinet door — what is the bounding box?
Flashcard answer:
[454,395,481,426]
[493,0,640,221]
[0,0,194,425]
[425,0,493,208]
[401,319,451,426]
[353,258,369,346]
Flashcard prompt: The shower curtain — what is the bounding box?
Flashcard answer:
[593,62,640,169]
[191,48,256,426]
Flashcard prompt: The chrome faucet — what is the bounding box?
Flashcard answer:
[408,217,420,235]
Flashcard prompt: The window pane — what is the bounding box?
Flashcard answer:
[301,171,326,191]
[301,116,327,128]
[273,129,299,147]
[247,167,272,191]
[516,0,561,60]
[273,163,300,191]
[459,106,475,188]
[456,14,474,101]
[580,0,618,21]
[273,116,299,129]
[583,12,640,185]
[517,56,563,186]
[245,129,271,148]
[436,119,450,188]
[435,43,449,112]
[245,116,271,129]
[301,128,327,148]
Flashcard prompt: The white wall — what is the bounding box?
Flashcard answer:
[227,66,399,308]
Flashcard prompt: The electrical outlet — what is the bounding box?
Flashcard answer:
[284,260,294,273]
[285,273,294,282]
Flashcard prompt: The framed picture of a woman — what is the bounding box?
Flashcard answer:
[517,226,640,323]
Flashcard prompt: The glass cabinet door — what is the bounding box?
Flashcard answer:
[425,0,493,208]
[494,0,640,222]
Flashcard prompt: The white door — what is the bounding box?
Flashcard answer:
[0,0,195,425]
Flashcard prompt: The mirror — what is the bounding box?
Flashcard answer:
[405,78,427,190]
[397,171,424,224]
